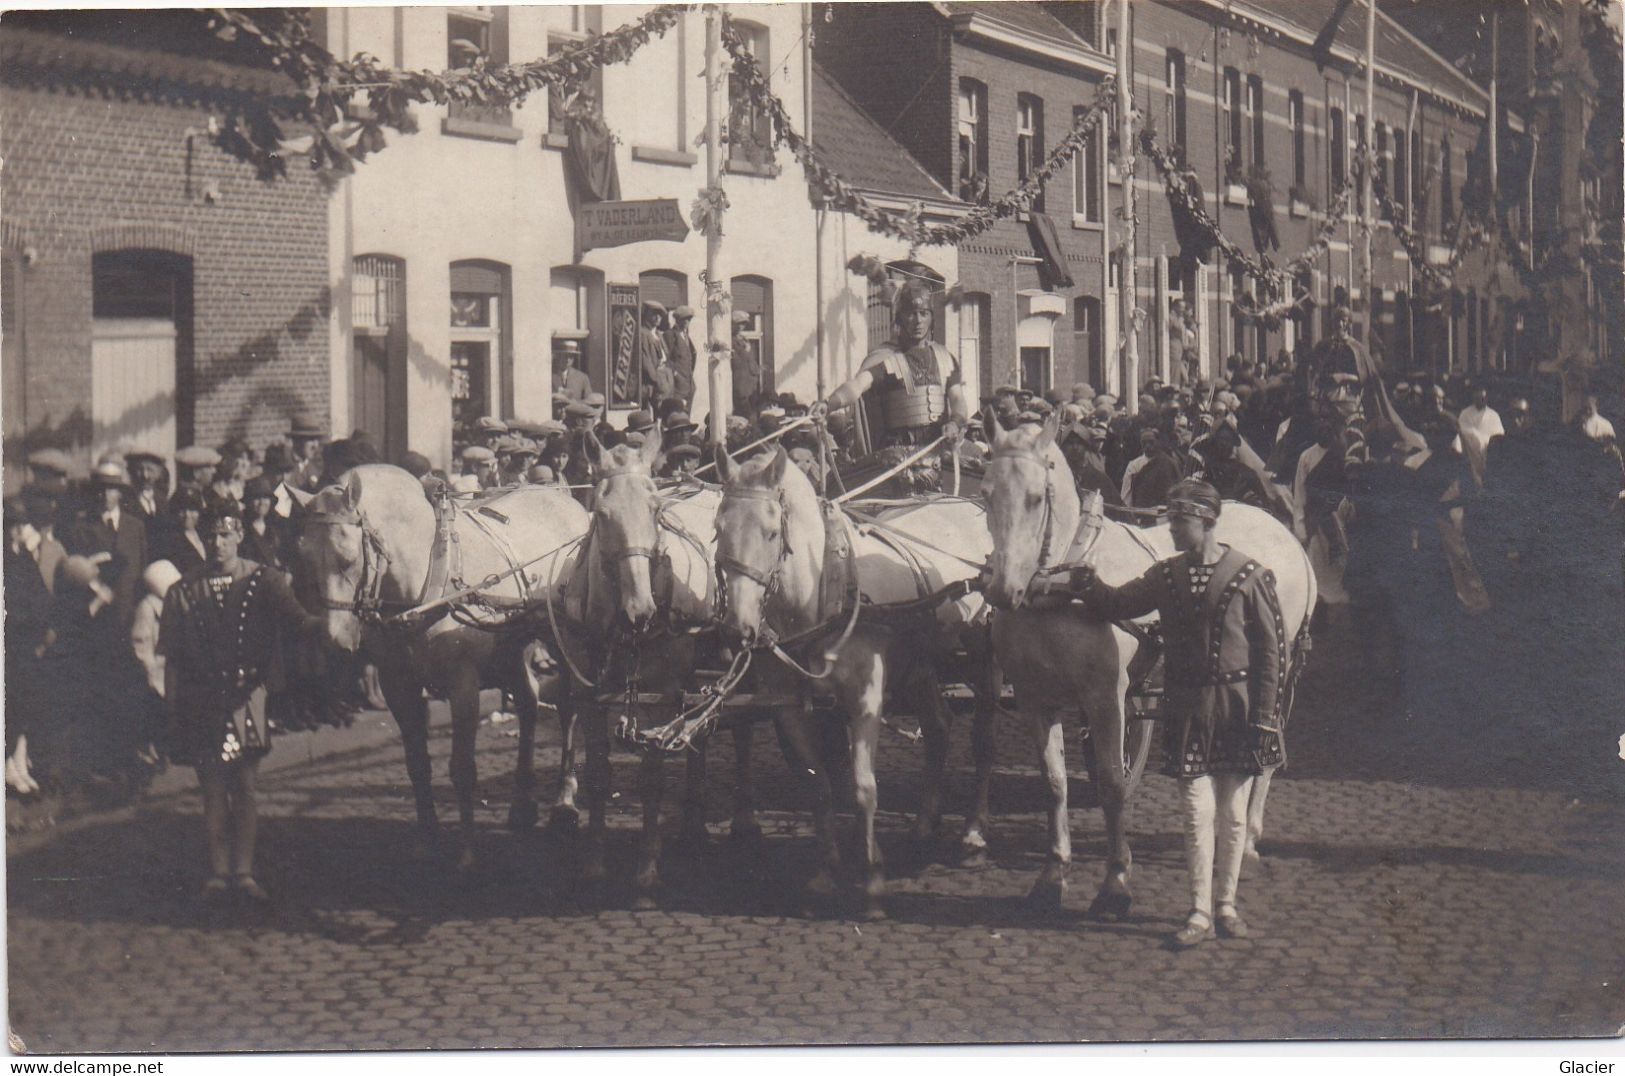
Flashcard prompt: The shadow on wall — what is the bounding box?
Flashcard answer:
[782,287,869,398]
[204,288,331,446]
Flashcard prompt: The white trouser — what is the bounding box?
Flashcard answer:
[1179,772,1254,920]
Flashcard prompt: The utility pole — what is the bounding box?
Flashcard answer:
[704,5,726,446]
[1118,0,1138,415]
[1363,0,1376,340]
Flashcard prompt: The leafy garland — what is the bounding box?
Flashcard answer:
[201,6,686,178]
[720,15,1112,249]
[1139,127,1351,318]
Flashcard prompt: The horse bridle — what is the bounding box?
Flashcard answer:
[988,447,1060,585]
[302,505,394,622]
[586,467,667,633]
[713,485,790,643]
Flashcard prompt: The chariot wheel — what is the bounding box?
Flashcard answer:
[1081,657,1161,796]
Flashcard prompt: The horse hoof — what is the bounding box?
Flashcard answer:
[631,891,659,911]
[1025,878,1067,913]
[1087,890,1132,921]
[547,804,581,831]
[806,871,838,899]
[455,848,478,873]
[860,897,889,922]
[507,800,540,833]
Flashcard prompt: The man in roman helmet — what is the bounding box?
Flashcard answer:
[810,281,969,491]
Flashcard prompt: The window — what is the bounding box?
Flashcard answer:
[1248,75,1264,174]
[449,260,512,429]
[1223,68,1242,181]
[1017,94,1045,213]
[1106,27,1117,57]
[1289,90,1306,190]
[958,79,989,203]
[731,275,773,396]
[960,293,992,403]
[1074,297,1103,388]
[728,21,773,169]
[1440,135,1455,232]
[1230,265,1249,366]
[1394,134,1408,214]
[1073,106,1103,224]
[1,250,23,457]
[1411,130,1424,214]
[447,8,510,128]
[1330,107,1346,190]
[550,265,606,395]
[352,255,406,459]
[637,269,688,313]
[1375,123,1389,215]
[1165,50,1187,161]
[548,9,606,139]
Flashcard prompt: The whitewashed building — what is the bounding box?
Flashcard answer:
[320,4,963,468]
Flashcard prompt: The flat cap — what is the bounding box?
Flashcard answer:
[673,305,695,318]
[475,416,509,435]
[564,401,598,419]
[27,448,74,474]
[461,445,496,462]
[175,445,222,468]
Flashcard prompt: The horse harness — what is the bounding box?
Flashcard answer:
[302,505,409,623]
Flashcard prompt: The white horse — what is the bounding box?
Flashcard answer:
[981,413,1316,914]
[712,444,993,916]
[551,430,738,906]
[294,464,590,867]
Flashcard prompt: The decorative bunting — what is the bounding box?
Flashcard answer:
[200,6,687,178]
[721,15,1113,248]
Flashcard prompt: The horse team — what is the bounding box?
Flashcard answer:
[293,410,1314,919]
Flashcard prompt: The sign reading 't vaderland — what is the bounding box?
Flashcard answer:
[576,199,690,251]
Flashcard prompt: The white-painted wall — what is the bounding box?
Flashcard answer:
[326,4,957,469]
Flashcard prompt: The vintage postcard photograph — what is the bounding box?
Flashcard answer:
[2,0,1621,1059]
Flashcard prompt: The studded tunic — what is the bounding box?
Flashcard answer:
[1082,546,1287,778]
[158,559,316,767]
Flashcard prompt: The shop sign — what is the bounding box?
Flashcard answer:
[577,199,690,251]
[607,283,641,408]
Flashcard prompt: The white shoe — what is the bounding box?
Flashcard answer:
[488,711,517,725]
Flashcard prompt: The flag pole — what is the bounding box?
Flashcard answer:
[1118,0,1138,416]
[1363,0,1376,341]
[704,5,726,447]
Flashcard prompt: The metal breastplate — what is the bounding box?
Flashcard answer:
[880,382,946,430]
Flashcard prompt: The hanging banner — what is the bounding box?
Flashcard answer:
[607,283,641,408]
[577,199,690,252]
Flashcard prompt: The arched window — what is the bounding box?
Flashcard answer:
[551,264,606,397]
[731,274,774,397]
[449,259,512,432]
[91,249,192,457]
[638,269,688,313]
[352,254,406,459]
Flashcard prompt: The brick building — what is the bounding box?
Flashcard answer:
[1386,0,1621,412]
[1120,0,1511,387]
[0,10,334,488]
[817,1,1516,398]
[817,2,1116,399]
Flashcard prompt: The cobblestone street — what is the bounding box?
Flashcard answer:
[9,609,1624,1052]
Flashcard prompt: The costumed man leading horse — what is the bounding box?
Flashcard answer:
[810,281,970,493]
